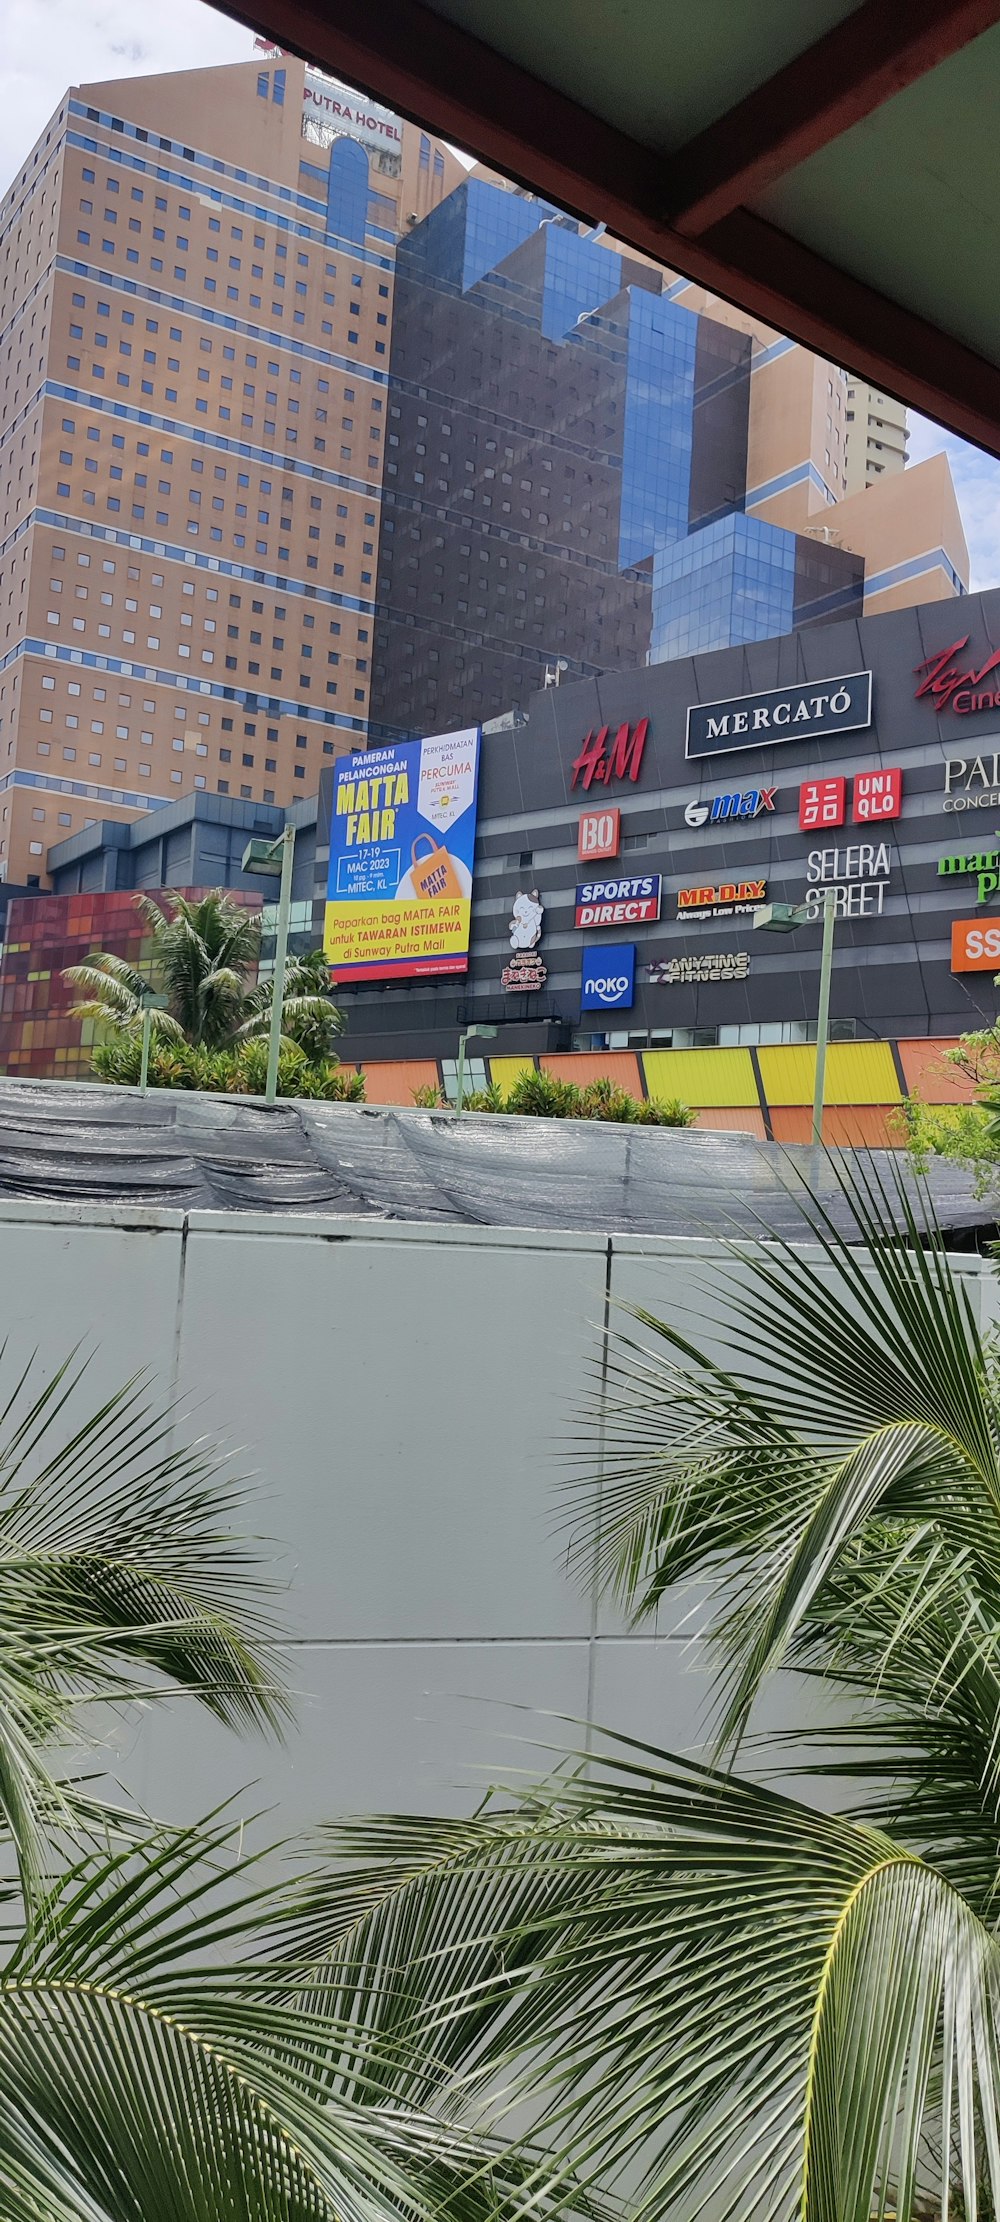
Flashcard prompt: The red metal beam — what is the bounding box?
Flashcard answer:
[219,0,1000,459]
[666,0,1000,235]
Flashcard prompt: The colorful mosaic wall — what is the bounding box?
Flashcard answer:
[0,891,261,1081]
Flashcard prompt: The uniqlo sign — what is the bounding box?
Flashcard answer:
[852,768,902,823]
[799,768,903,832]
[578,806,621,860]
[800,777,846,831]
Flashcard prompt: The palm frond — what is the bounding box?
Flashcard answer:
[0,1352,286,1909]
[284,1734,1000,2222]
[0,1812,602,2222]
[563,1153,1000,1750]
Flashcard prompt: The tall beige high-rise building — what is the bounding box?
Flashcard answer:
[664,281,963,617]
[843,381,909,492]
[0,56,463,885]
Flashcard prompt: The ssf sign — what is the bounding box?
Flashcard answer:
[324,727,480,981]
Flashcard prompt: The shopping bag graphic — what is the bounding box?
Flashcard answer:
[410,833,464,901]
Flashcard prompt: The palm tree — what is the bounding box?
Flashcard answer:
[238,945,344,1064]
[279,1164,1000,2222]
[0,1347,282,1913]
[0,1349,597,2222]
[64,890,340,1063]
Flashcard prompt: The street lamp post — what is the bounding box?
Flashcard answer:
[454,1023,497,1111]
[242,825,296,1106]
[137,989,168,1096]
[753,886,837,1146]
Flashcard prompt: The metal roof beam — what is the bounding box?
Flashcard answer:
[666,0,1000,236]
[223,0,1000,457]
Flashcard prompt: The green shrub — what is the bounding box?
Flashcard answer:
[410,1067,697,1126]
[411,1082,446,1108]
[503,1069,581,1119]
[633,1096,696,1126]
[91,1032,365,1102]
[577,1077,641,1122]
[460,1083,506,1112]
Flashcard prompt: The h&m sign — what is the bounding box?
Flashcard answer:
[570,719,648,790]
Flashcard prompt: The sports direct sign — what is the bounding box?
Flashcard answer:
[575,874,661,927]
[581,943,636,1010]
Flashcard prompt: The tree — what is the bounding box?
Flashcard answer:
[0,1350,589,2222]
[64,890,344,1077]
[286,1164,1000,2221]
[238,945,344,1064]
[901,1028,1000,1189]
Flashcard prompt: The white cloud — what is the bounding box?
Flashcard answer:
[1,0,252,192]
[907,413,1000,595]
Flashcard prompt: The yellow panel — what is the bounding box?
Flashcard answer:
[828,1042,903,1105]
[489,1057,537,1093]
[758,1042,902,1107]
[641,1047,759,1108]
[756,1046,815,1106]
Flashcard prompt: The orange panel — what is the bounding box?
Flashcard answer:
[540,1052,643,1099]
[823,1106,904,1148]
[359,1060,441,1106]
[896,1037,976,1104]
[769,1105,903,1148]
[693,1107,767,1139]
[769,1107,813,1144]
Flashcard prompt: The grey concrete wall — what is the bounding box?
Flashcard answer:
[2,1197,991,1831]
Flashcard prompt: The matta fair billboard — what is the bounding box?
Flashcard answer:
[324,728,481,982]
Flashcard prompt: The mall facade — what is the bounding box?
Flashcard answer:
[7,583,1000,1132]
[315,587,1000,1127]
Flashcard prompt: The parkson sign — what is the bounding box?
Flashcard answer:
[685,673,872,760]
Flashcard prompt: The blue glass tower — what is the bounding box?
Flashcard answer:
[370,180,864,741]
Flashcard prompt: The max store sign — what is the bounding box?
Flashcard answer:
[685,672,872,759]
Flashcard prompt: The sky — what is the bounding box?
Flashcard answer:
[906,412,1000,595]
[5,0,1000,596]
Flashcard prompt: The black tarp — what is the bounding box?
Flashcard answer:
[0,1079,991,1244]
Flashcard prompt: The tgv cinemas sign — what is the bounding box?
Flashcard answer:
[686,672,872,758]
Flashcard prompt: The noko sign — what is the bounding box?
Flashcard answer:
[581,943,636,1010]
[686,672,872,759]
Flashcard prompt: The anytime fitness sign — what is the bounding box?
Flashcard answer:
[686,673,872,760]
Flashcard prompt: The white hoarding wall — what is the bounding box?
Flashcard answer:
[2,1196,992,1834]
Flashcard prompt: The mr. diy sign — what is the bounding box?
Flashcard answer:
[677,878,767,919]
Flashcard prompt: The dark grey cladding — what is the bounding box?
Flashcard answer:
[321,585,1000,1061]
